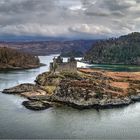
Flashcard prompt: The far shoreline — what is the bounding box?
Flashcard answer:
[0,63,46,72]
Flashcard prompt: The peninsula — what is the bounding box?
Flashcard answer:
[2,56,140,110]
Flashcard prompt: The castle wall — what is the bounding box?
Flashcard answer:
[55,62,77,73]
[50,62,54,72]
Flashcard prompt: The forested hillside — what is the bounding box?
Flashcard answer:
[0,47,41,70]
[84,32,140,65]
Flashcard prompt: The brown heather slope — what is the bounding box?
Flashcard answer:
[78,68,140,97]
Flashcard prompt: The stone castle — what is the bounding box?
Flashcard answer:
[50,56,77,73]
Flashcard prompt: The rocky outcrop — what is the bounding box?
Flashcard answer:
[2,83,53,110]
[22,101,52,111]
[131,93,140,101]
[50,79,132,109]
[2,69,140,111]
[3,84,39,94]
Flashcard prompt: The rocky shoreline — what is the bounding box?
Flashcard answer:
[2,69,140,111]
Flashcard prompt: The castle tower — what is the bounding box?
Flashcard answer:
[50,56,77,73]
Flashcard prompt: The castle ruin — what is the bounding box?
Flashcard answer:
[50,56,77,73]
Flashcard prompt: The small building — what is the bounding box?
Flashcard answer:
[50,56,77,73]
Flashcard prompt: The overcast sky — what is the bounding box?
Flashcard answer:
[0,0,140,39]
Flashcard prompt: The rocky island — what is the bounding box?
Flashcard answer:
[2,56,140,111]
[0,47,43,70]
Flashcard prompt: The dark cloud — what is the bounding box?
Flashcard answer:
[0,0,139,39]
[102,0,137,11]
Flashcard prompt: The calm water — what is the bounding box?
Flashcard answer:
[0,55,140,139]
[88,64,140,72]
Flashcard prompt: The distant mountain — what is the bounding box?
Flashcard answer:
[61,50,84,57]
[0,40,96,56]
[0,47,41,70]
[0,36,69,42]
[84,32,140,65]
